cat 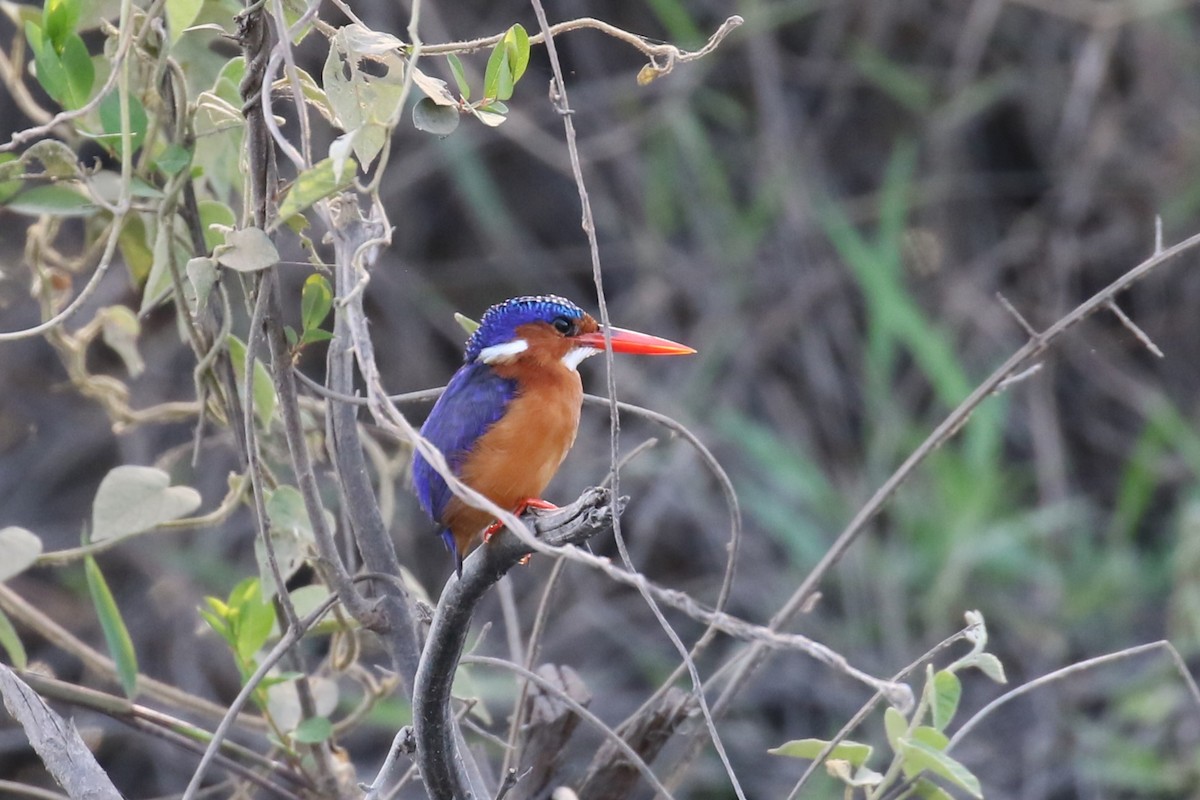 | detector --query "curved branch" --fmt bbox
[411,488,620,800]
[418,15,743,83]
